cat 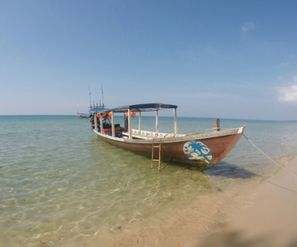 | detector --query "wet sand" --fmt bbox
[198,155,297,247]
[60,156,297,246]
